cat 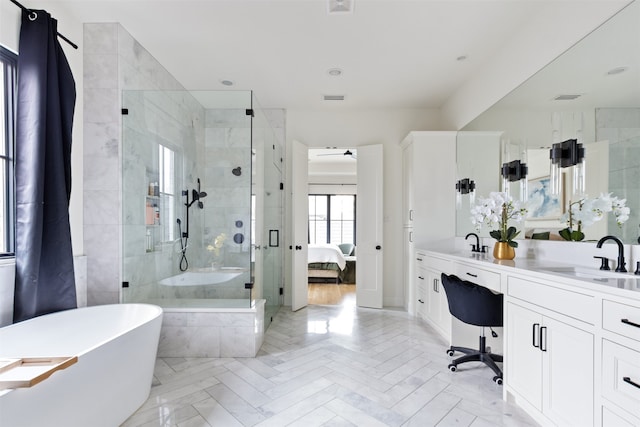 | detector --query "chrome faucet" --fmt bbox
[596,235,627,273]
[465,232,481,253]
